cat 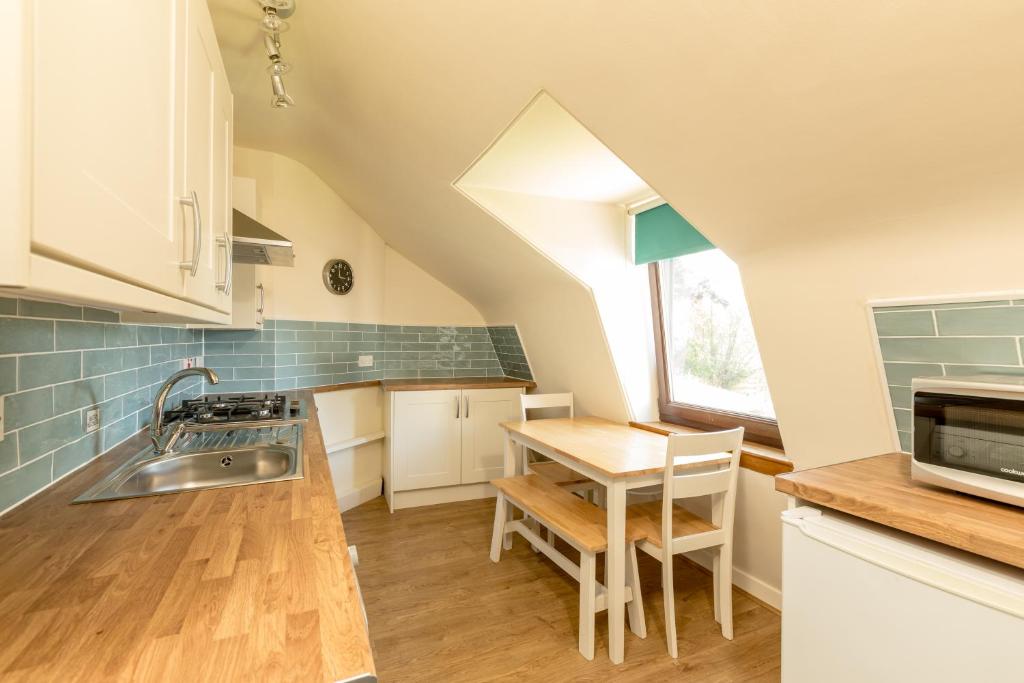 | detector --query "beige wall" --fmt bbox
[463,187,656,421]
[234,146,483,326]
[382,247,484,326]
[741,190,1024,471]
